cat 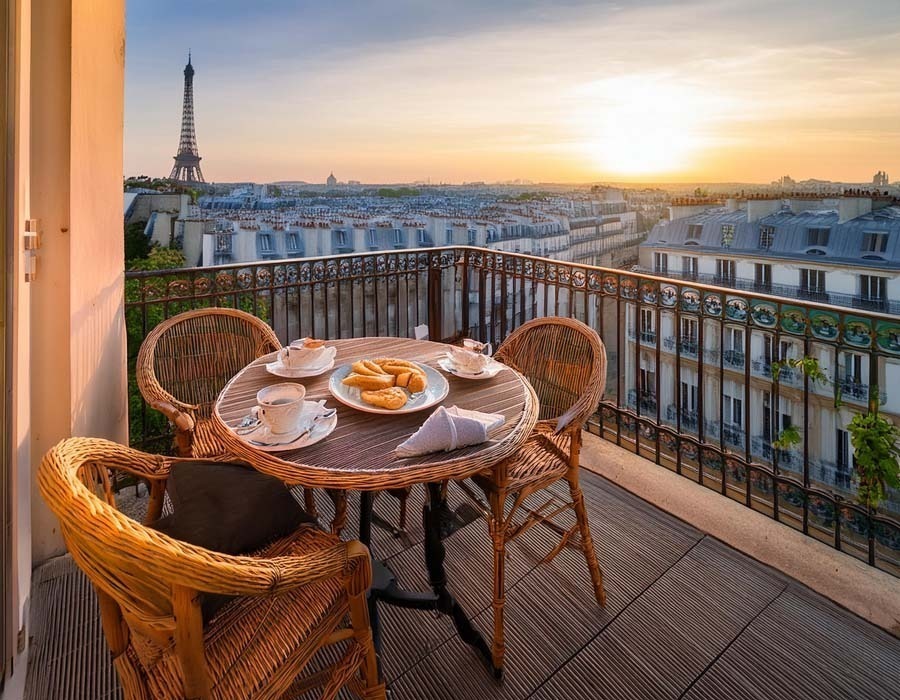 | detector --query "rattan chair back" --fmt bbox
[137,307,280,419]
[494,316,606,426]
